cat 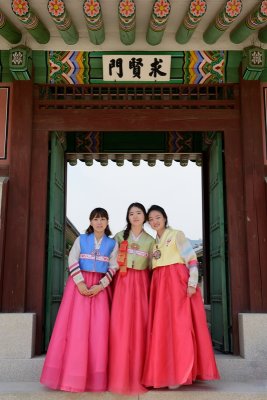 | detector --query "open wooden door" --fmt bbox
[45,132,66,349]
[209,133,231,352]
